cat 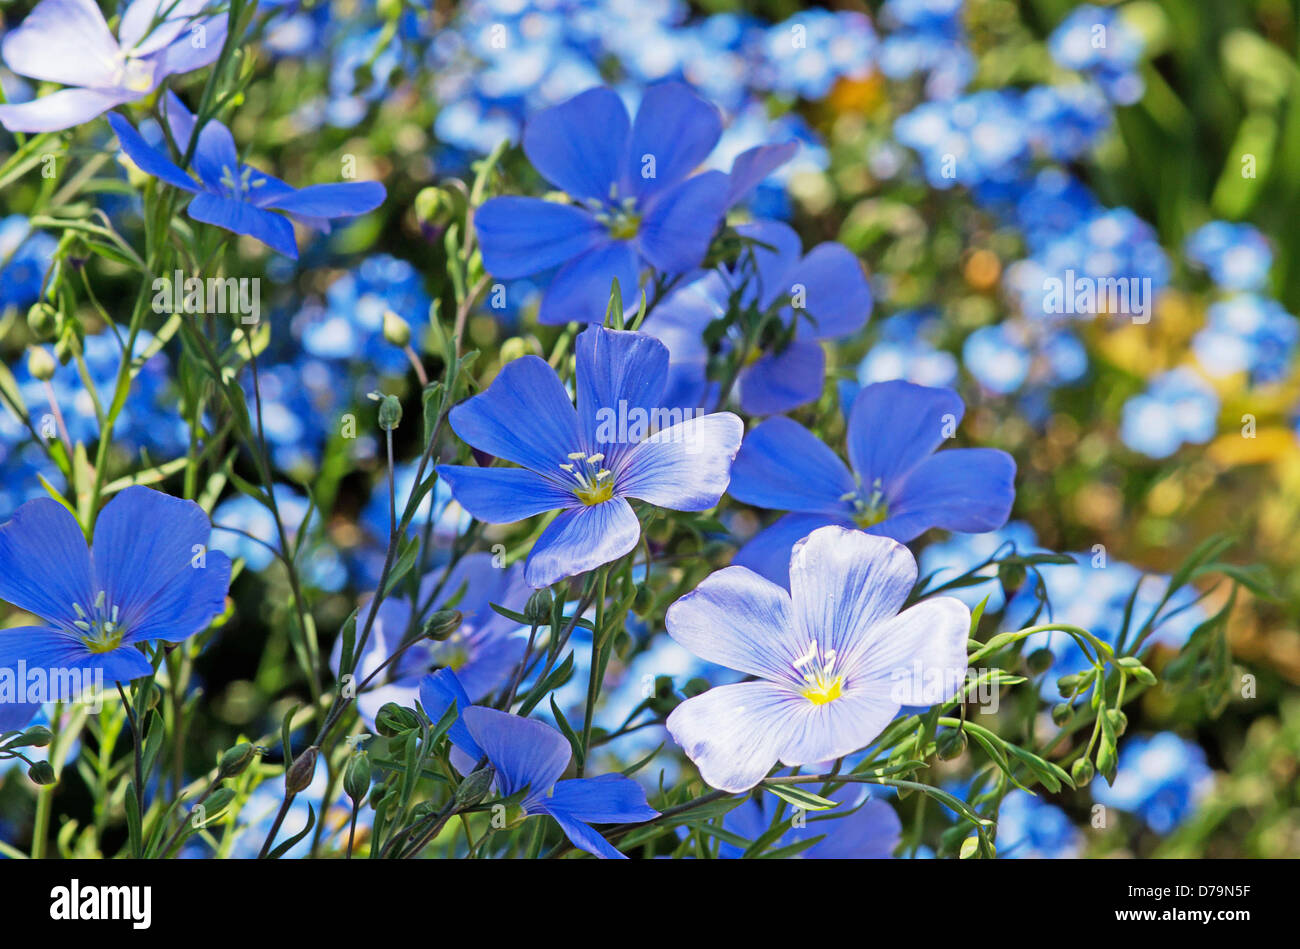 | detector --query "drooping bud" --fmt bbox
[28,761,56,785]
[375,703,420,737]
[1051,703,1072,727]
[414,186,459,229]
[26,302,58,341]
[1026,647,1054,675]
[1070,757,1095,787]
[377,394,402,431]
[453,767,495,808]
[936,727,967,761]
